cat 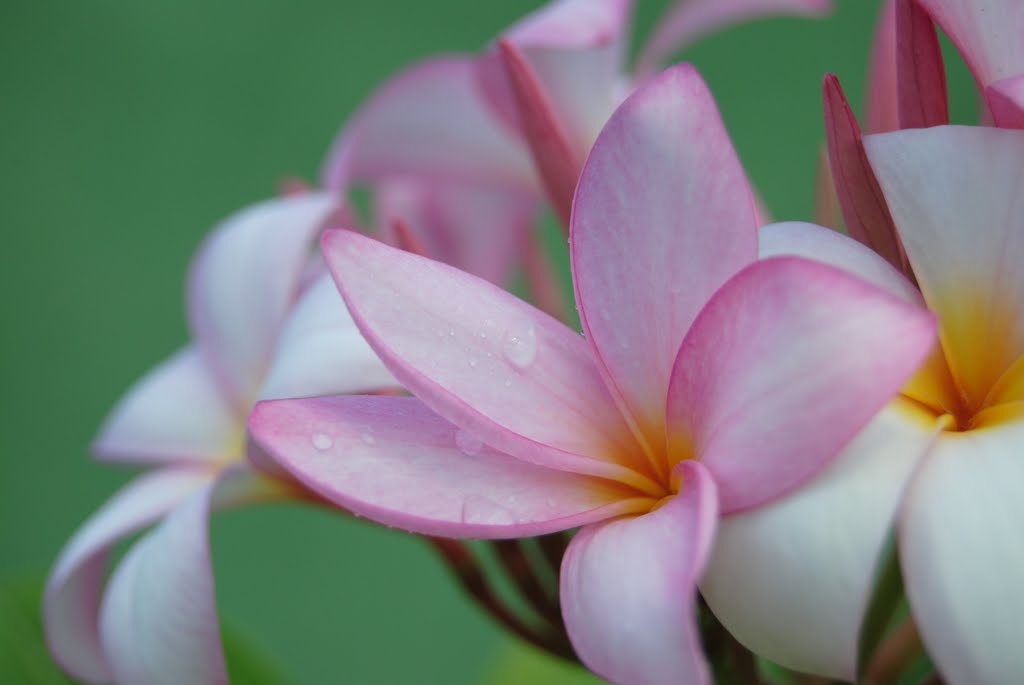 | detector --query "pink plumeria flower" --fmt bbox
[44,193,396,685]
[700,125,1024,685]
[323,0,833,273]
[250,65,936,685]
